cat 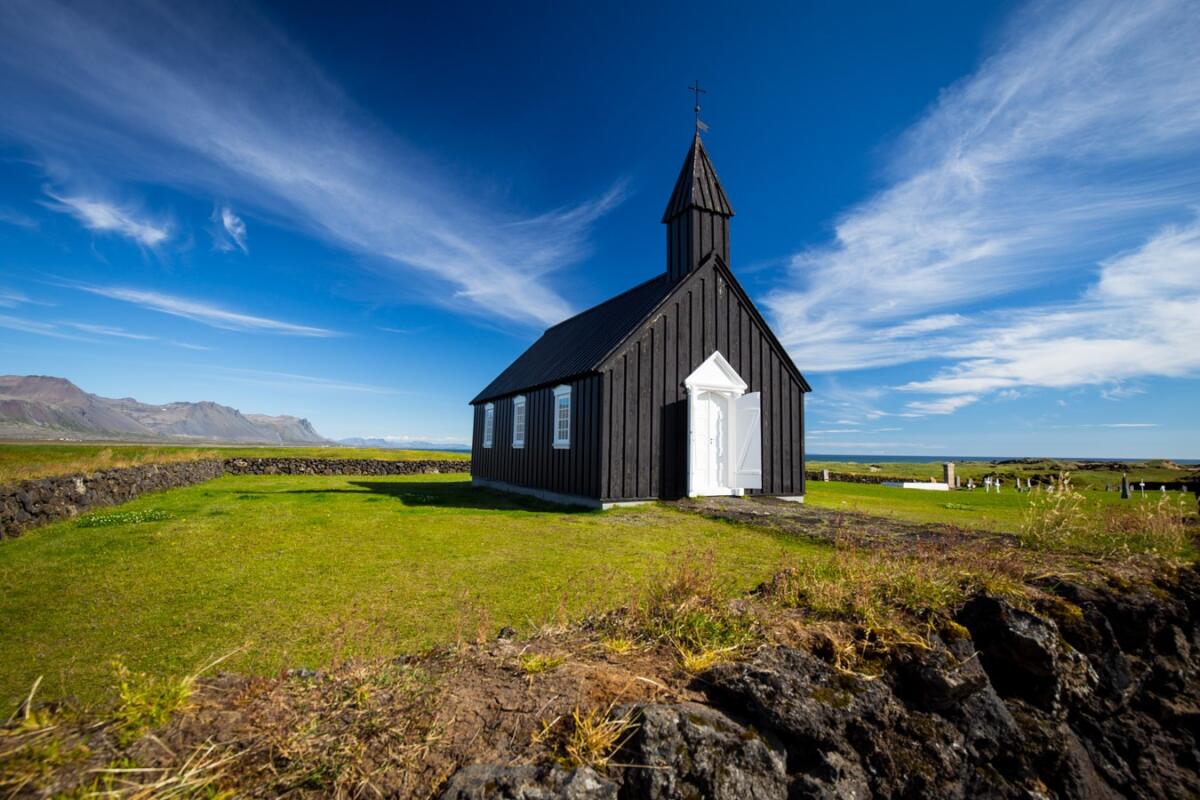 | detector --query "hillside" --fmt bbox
[0,375,328,444]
